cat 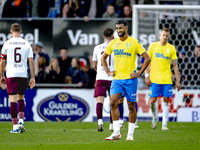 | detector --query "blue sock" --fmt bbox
[135,102,138,112]
[118,103,124,120]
